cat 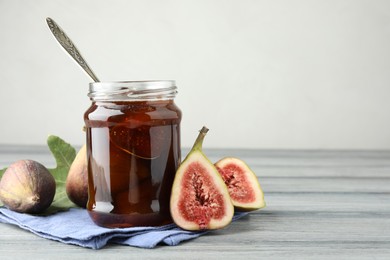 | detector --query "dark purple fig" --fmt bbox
[66,144,88,208]
[170,127,234,230]
[215,157,265,211]
[0,160,56,214]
